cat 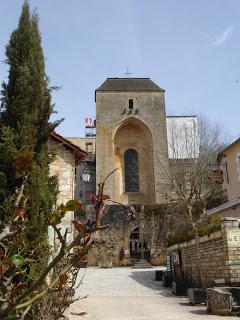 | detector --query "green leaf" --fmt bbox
[11,254,25,267]
[64,200,84,211]
[48,212,62,225]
